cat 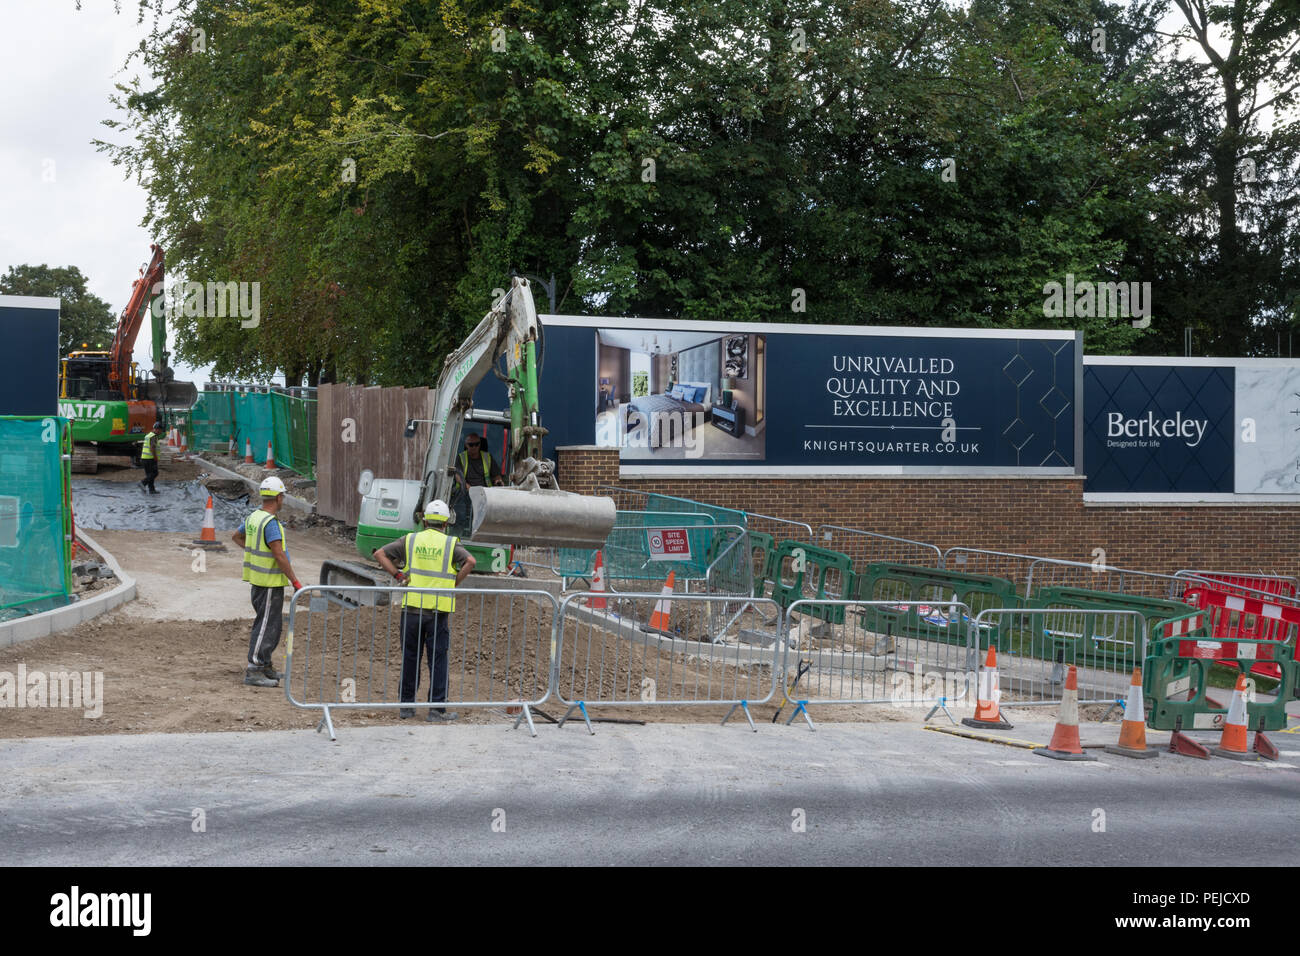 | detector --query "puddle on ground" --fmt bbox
[72,478,251,532]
